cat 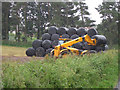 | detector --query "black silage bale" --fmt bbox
[36,47,45,57]
[92,35,107,46]
[61,34,70,38]
[51,34,59,41]
[83,42,96,50]
[95,46,105,52]
[42,33,51,40]
[87,28,98,37]
[32,39,42,49]
[52,40,59,48]
[77,28,87,36]
[73,42,83,49]
[48,26,58,35]
[26,48,36,57]
[57,27,67,35]
[42,40,52,49]
[70,34,79,39]
[67,27,77,36]
[46,48,53,55]
[105,44,109,50]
